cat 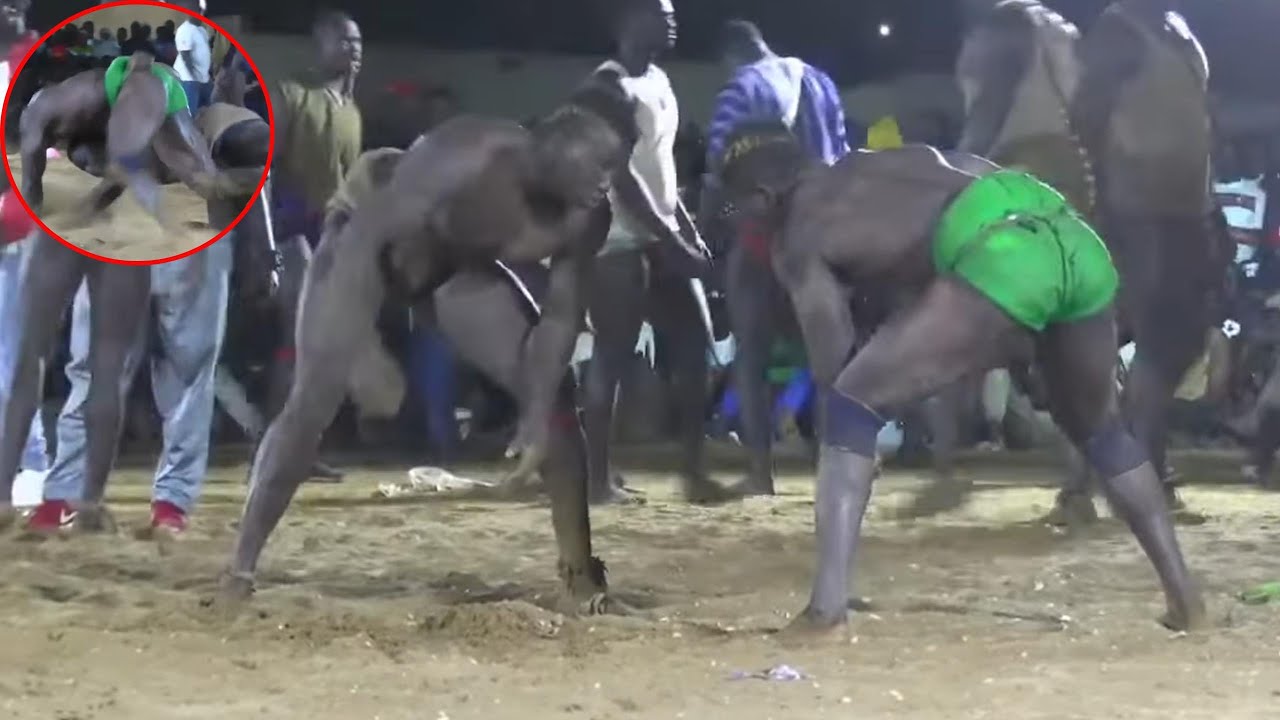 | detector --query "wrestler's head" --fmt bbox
[533,75,639,208]
[313,10,362,78]
[715,121,805,223]
[616,0,677,61]
[0,0,30,40]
